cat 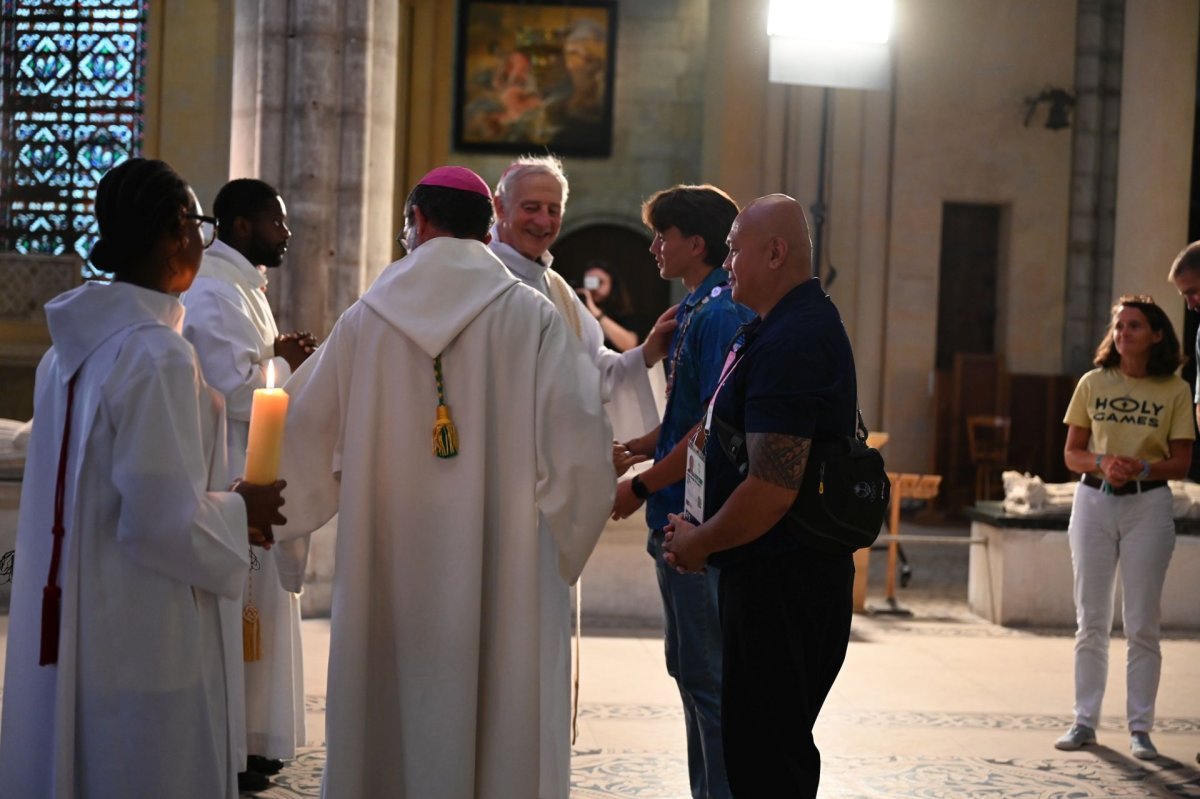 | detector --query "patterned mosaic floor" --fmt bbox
[2,603,1197,798]
[249,700,1200,798]
[252,745,1200,799]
